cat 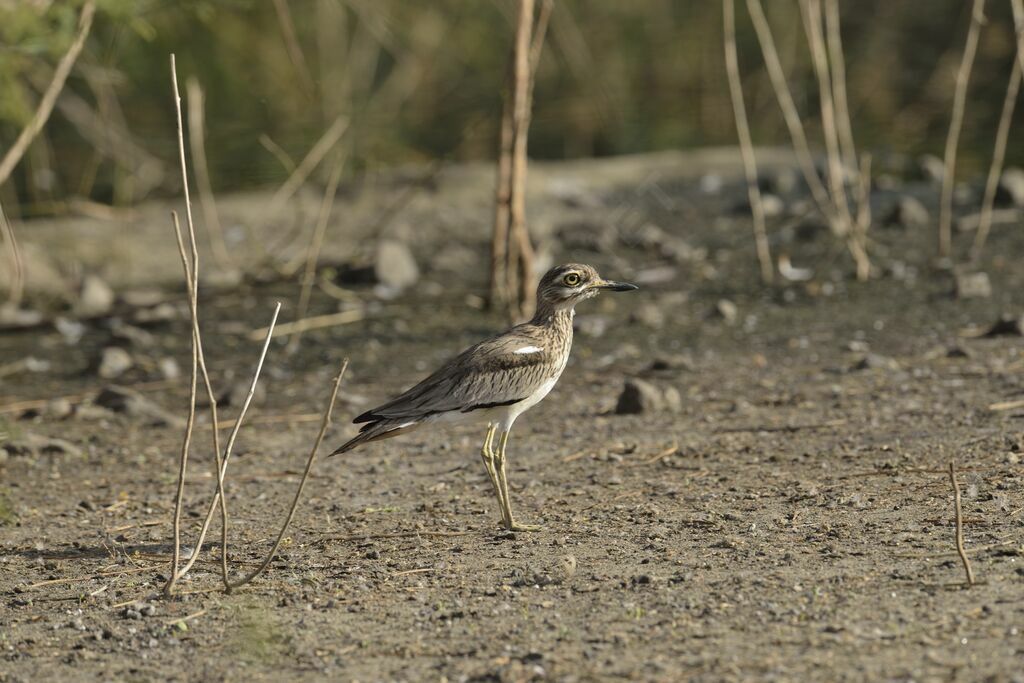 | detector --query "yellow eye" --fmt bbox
[563,272,581,286]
